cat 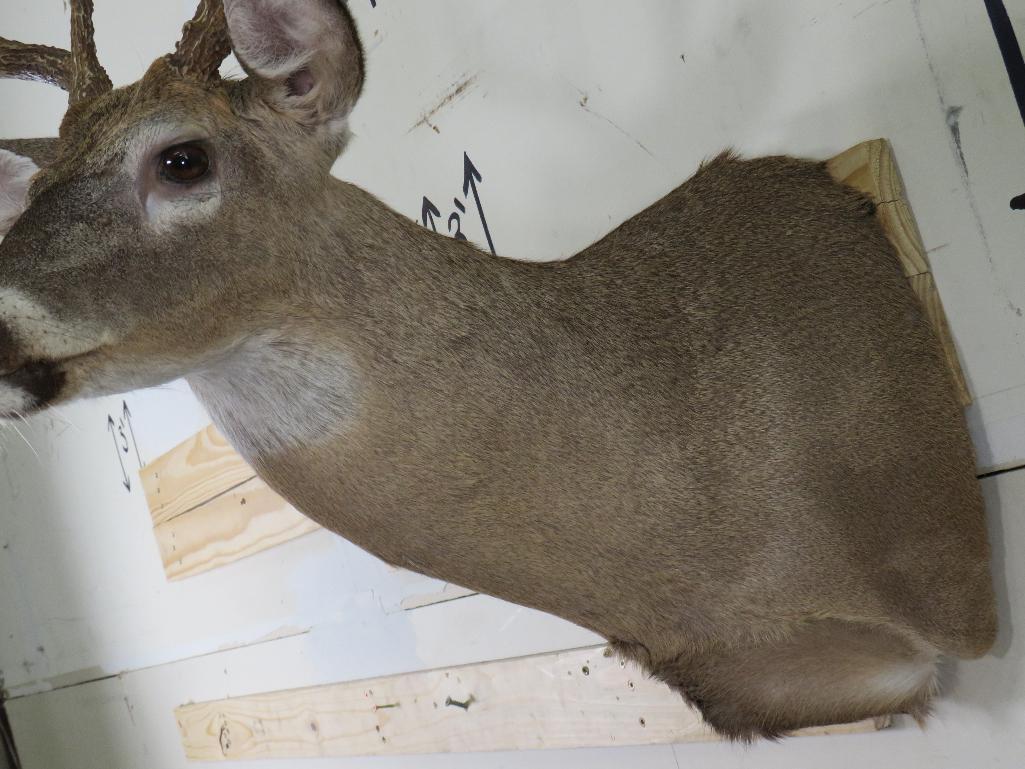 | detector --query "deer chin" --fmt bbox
[0,359,66,418]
